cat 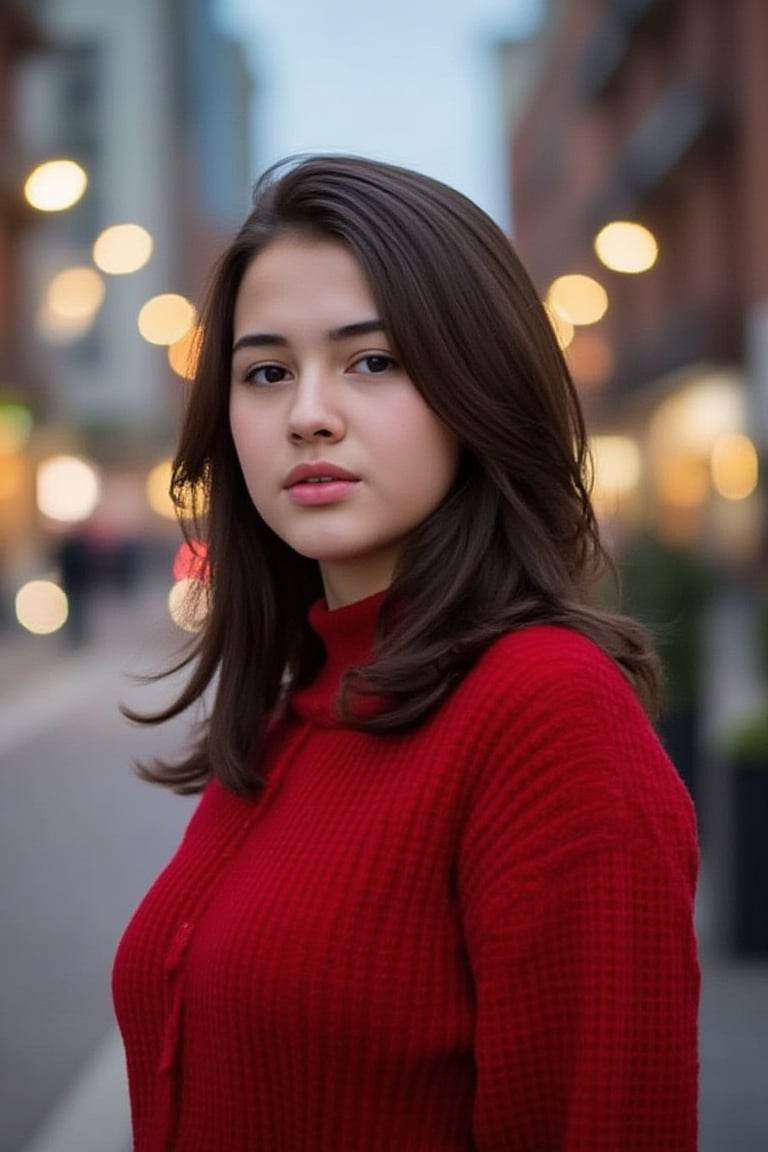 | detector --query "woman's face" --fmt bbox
[229,234,460,608]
